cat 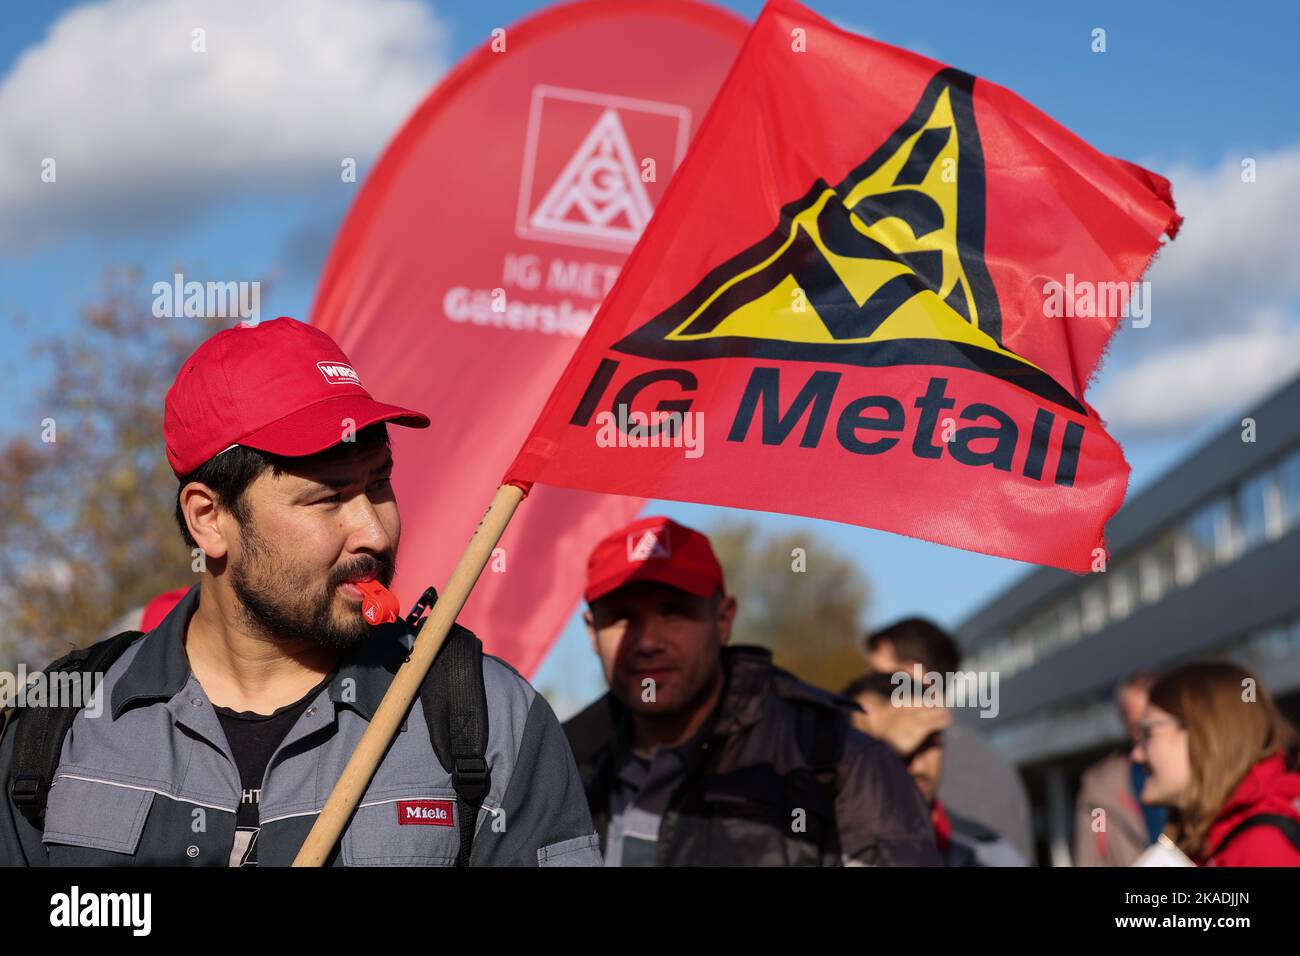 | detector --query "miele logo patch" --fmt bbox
[397,799,455,826]
[317,361,361,386]
[627,527,671,562]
